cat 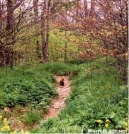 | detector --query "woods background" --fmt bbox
[0,0,128,82]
